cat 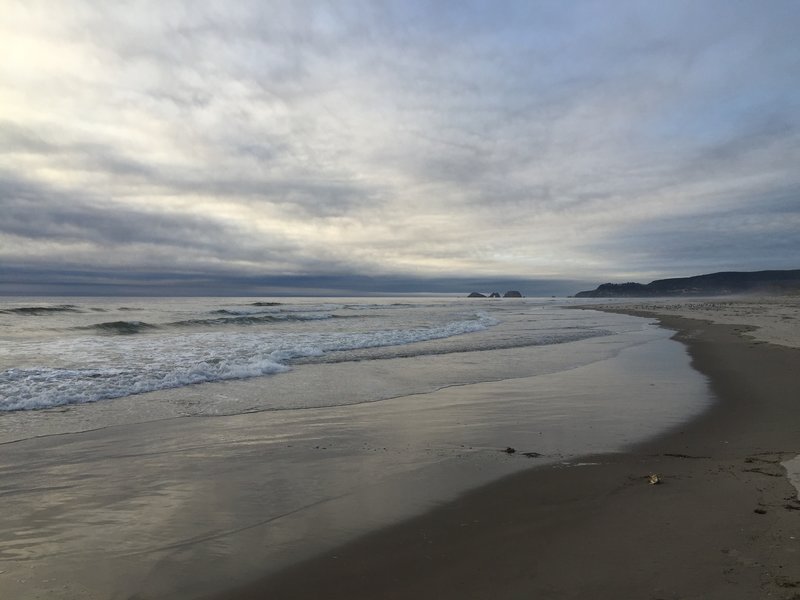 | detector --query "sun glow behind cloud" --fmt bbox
[1,0,798,294]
